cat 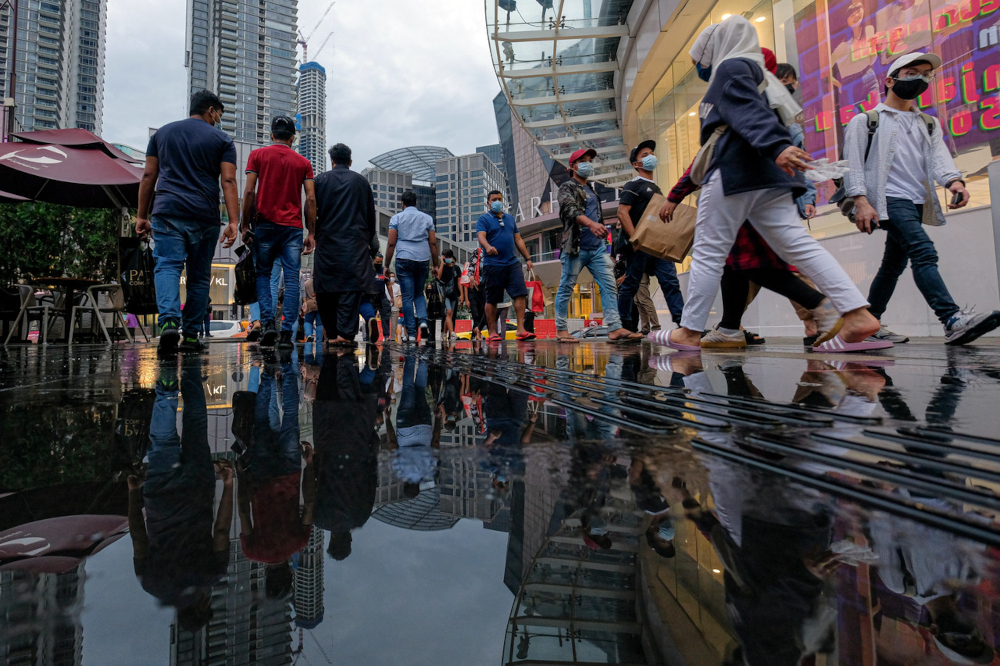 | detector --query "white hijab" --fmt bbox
[689,15,801,126]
